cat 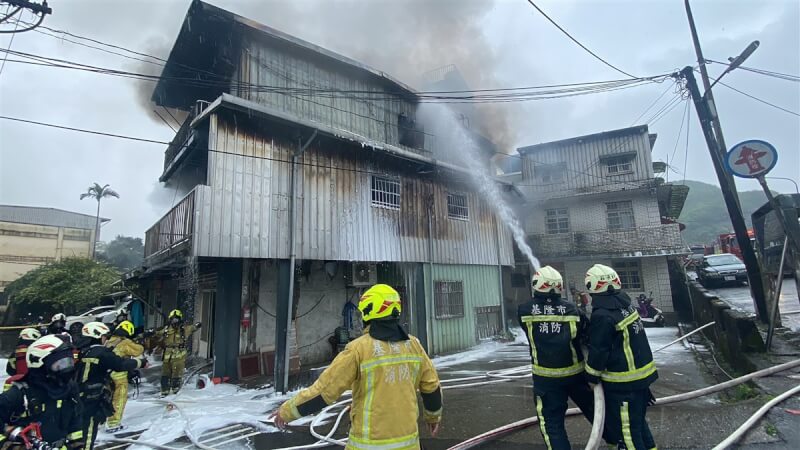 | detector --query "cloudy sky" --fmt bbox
[0,0,798,239]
